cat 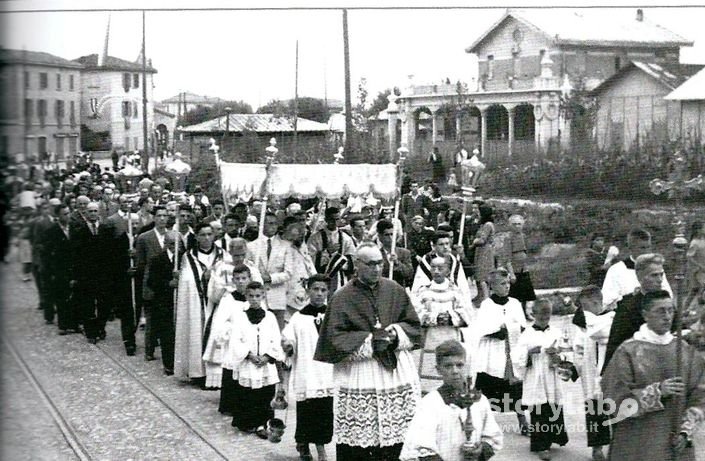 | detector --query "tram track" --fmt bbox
[3,267,231,461]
